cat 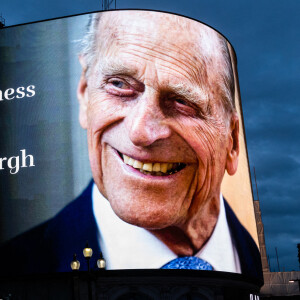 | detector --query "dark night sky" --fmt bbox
[1,0,300,271]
